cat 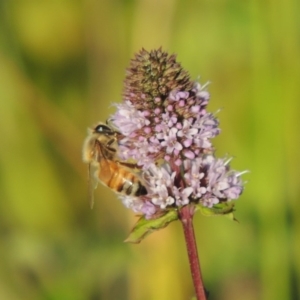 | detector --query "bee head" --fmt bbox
[94,123,114,135]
